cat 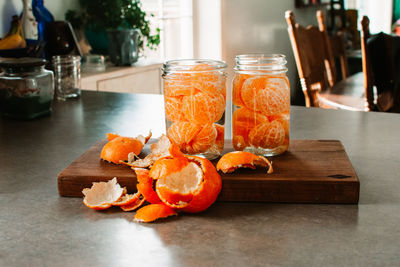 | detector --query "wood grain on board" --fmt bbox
[58,139,359,204]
